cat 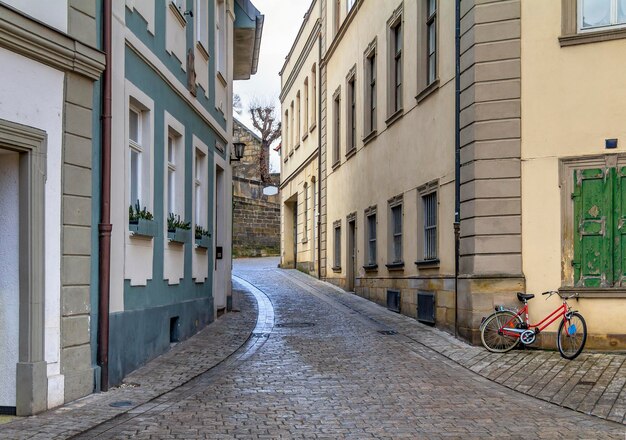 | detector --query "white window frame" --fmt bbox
[216,0,227,78]
[578,0,626,32]
[193,136,209,232]
[164,112,185,228]
[129,106,143,208]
